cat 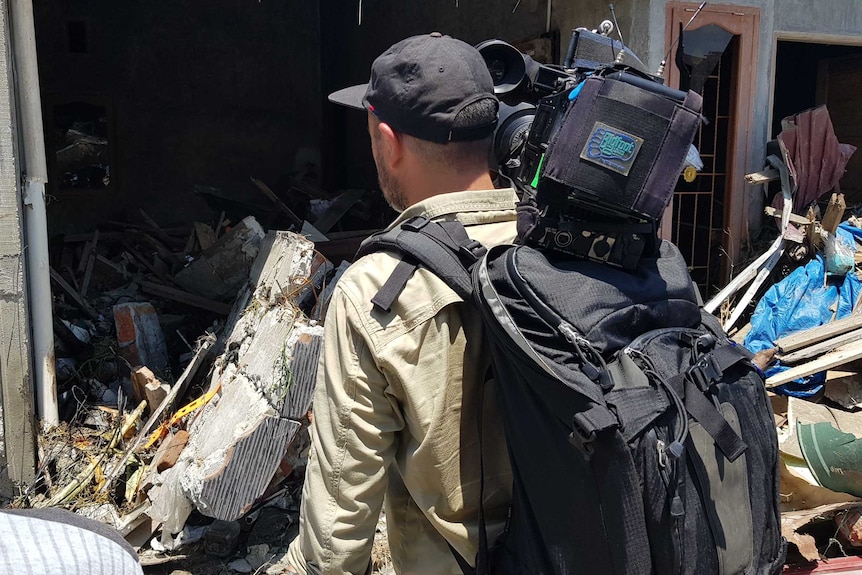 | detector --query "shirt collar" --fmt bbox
[386,188,519,231]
